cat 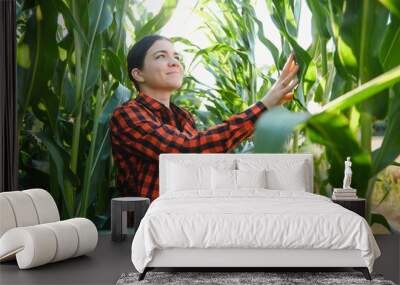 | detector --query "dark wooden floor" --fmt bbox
[0,232,398,285]
[0,231,134,285]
